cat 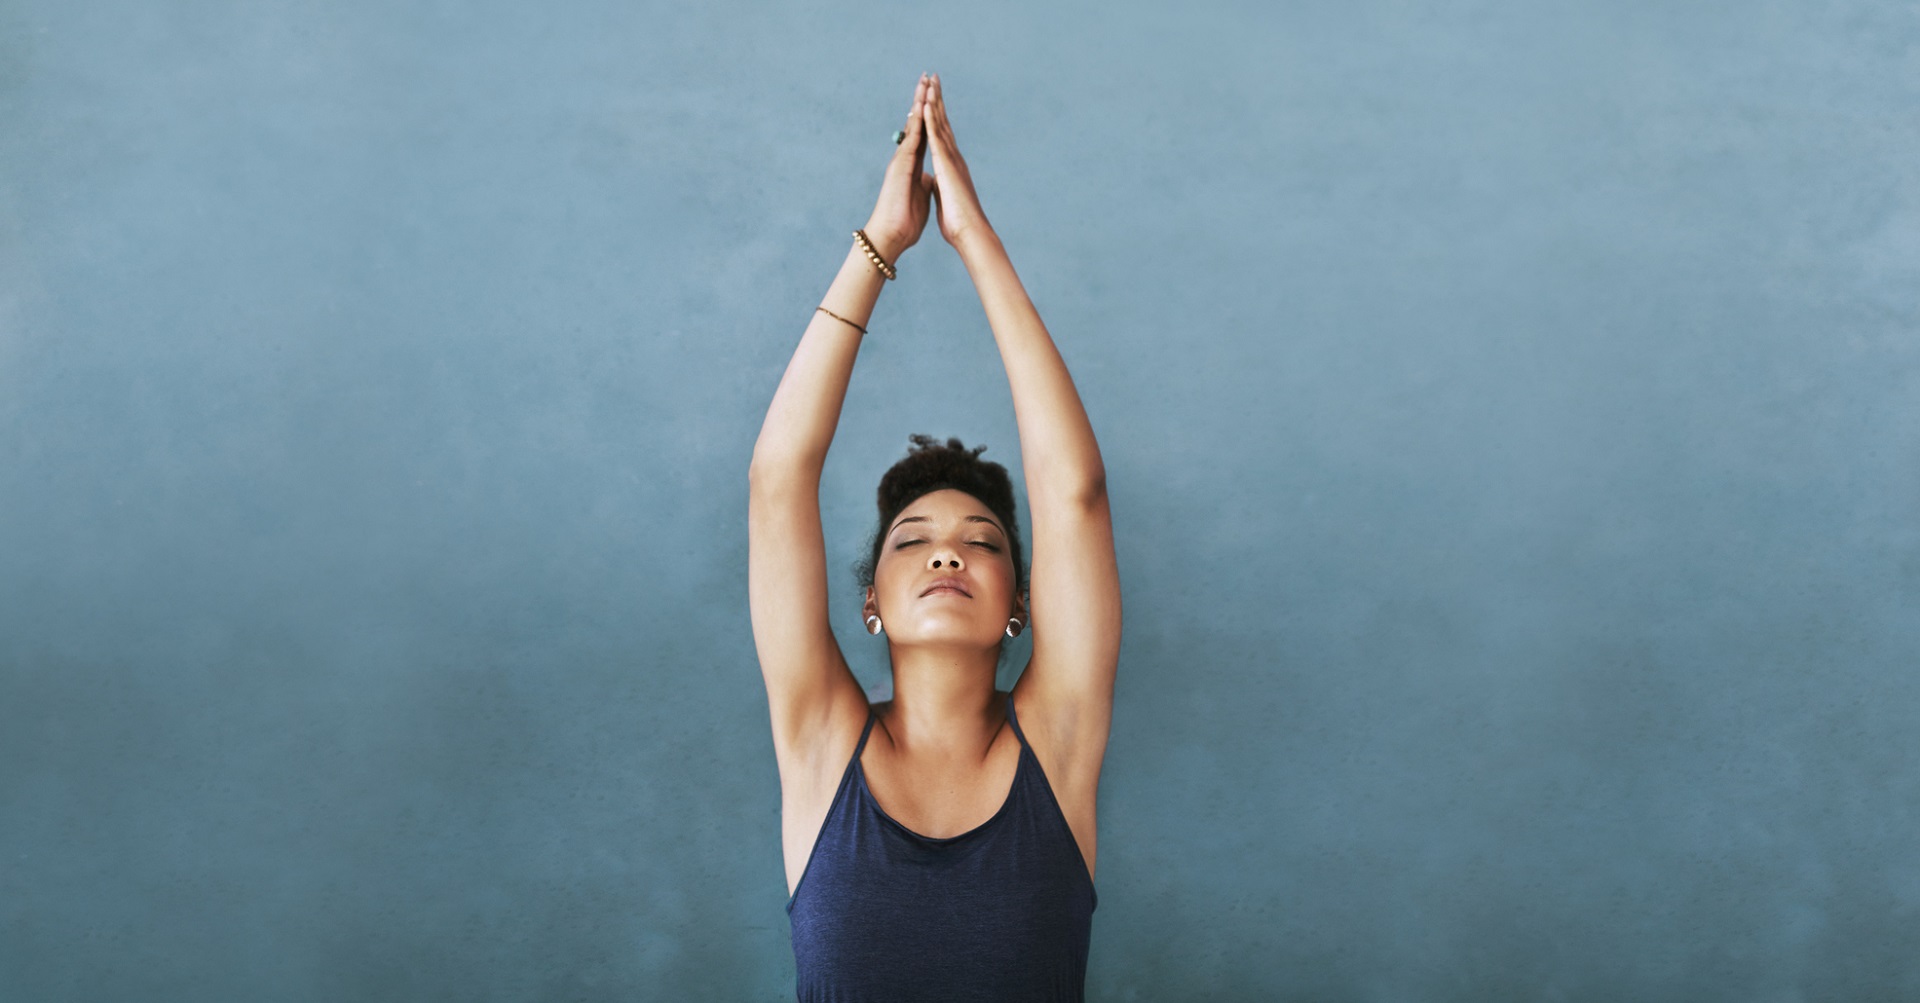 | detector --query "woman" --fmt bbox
[748,73,1120,1001]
